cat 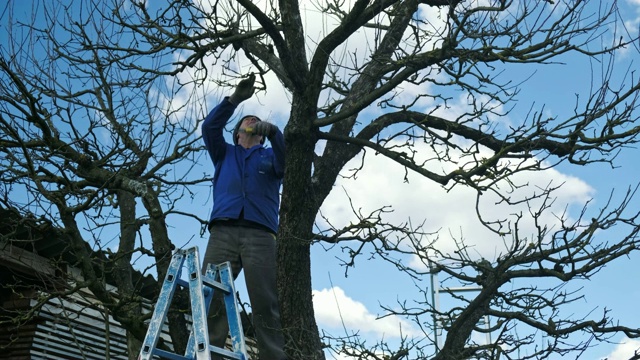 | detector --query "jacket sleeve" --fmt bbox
[270,128,286,179]
[202,97,237,164]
